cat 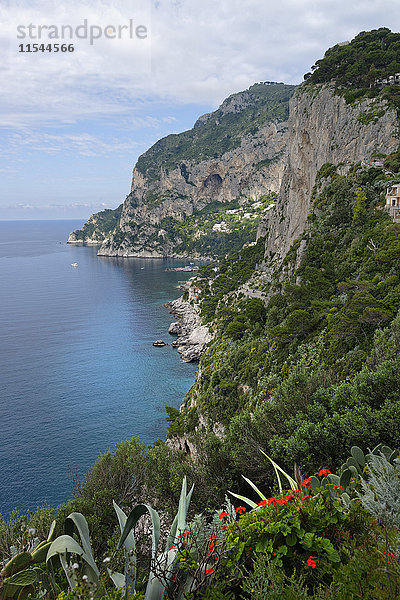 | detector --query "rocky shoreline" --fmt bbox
[165,296,212,362]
